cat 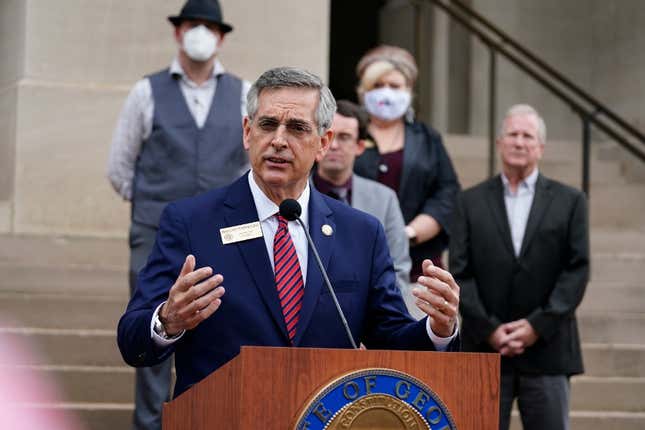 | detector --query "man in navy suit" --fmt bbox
[117,67,460,397]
